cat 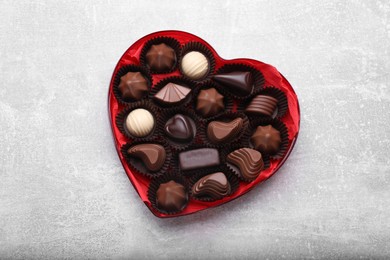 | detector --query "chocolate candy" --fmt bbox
[207,118,243,144]
[145,43,176,72]
[246,95,278,116]
[227,148,263,181]
[127,144,166,171]
[192,172,230,200]
[181,51,209,80]
[156,180,188,212]
[118,72,148,100]
[164,114,196,142]
[212,71,253,97]
[196,88,224,117]
[125,109,155,137]
[179,148,220,171]
[154,83,191,105]
[250,125,281,154]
